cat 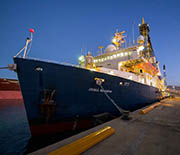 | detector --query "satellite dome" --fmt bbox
[137,35,144,44]
[104,44,117,53]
